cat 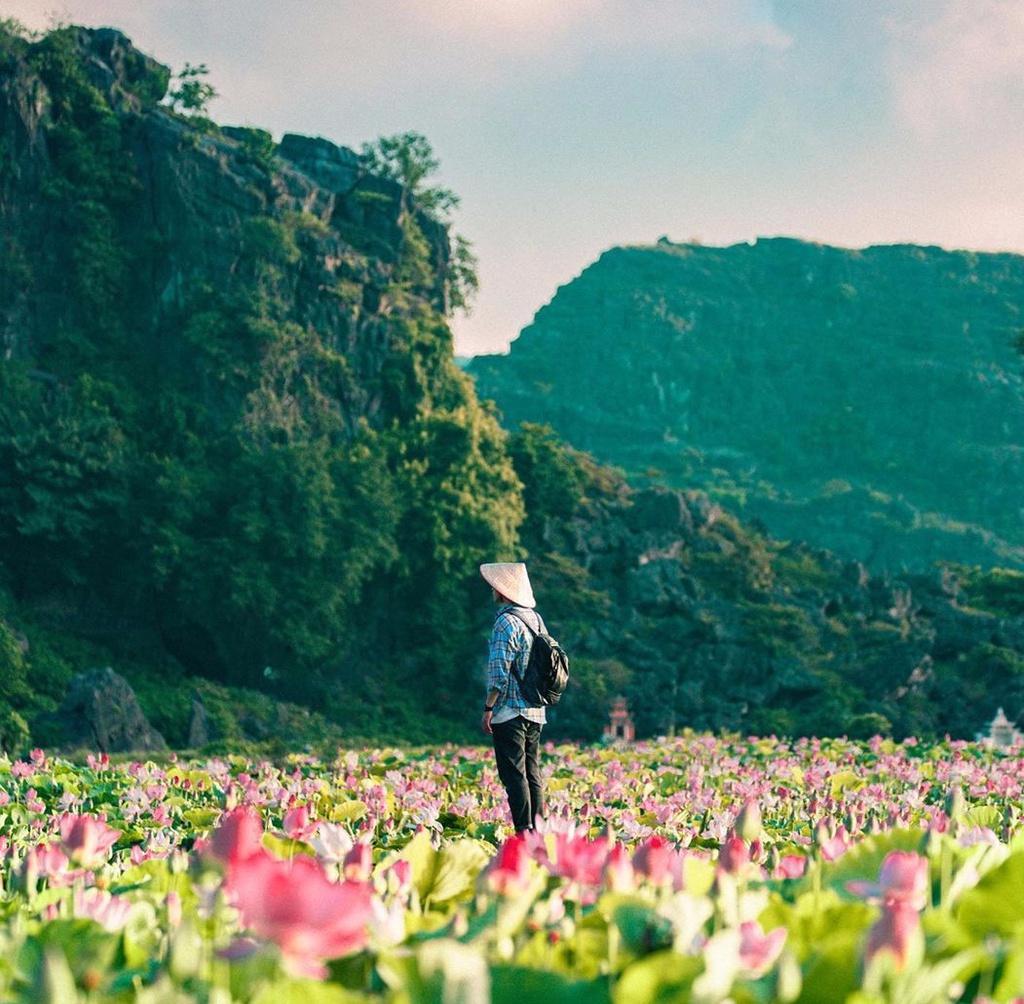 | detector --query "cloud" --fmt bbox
[403,0,790,55]
[404,0,600,48]
[885,0,1024,143]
